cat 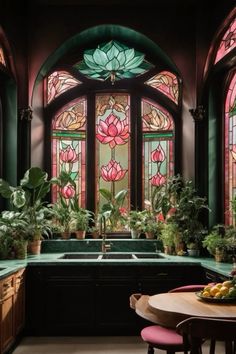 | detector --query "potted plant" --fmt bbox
[49,200,73,239]
[0,167,52,254]
[0,210,29,259]
[128,210,144,238]
[202,225,229,262]
[70,208,94,239]
[159,222,177,254]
